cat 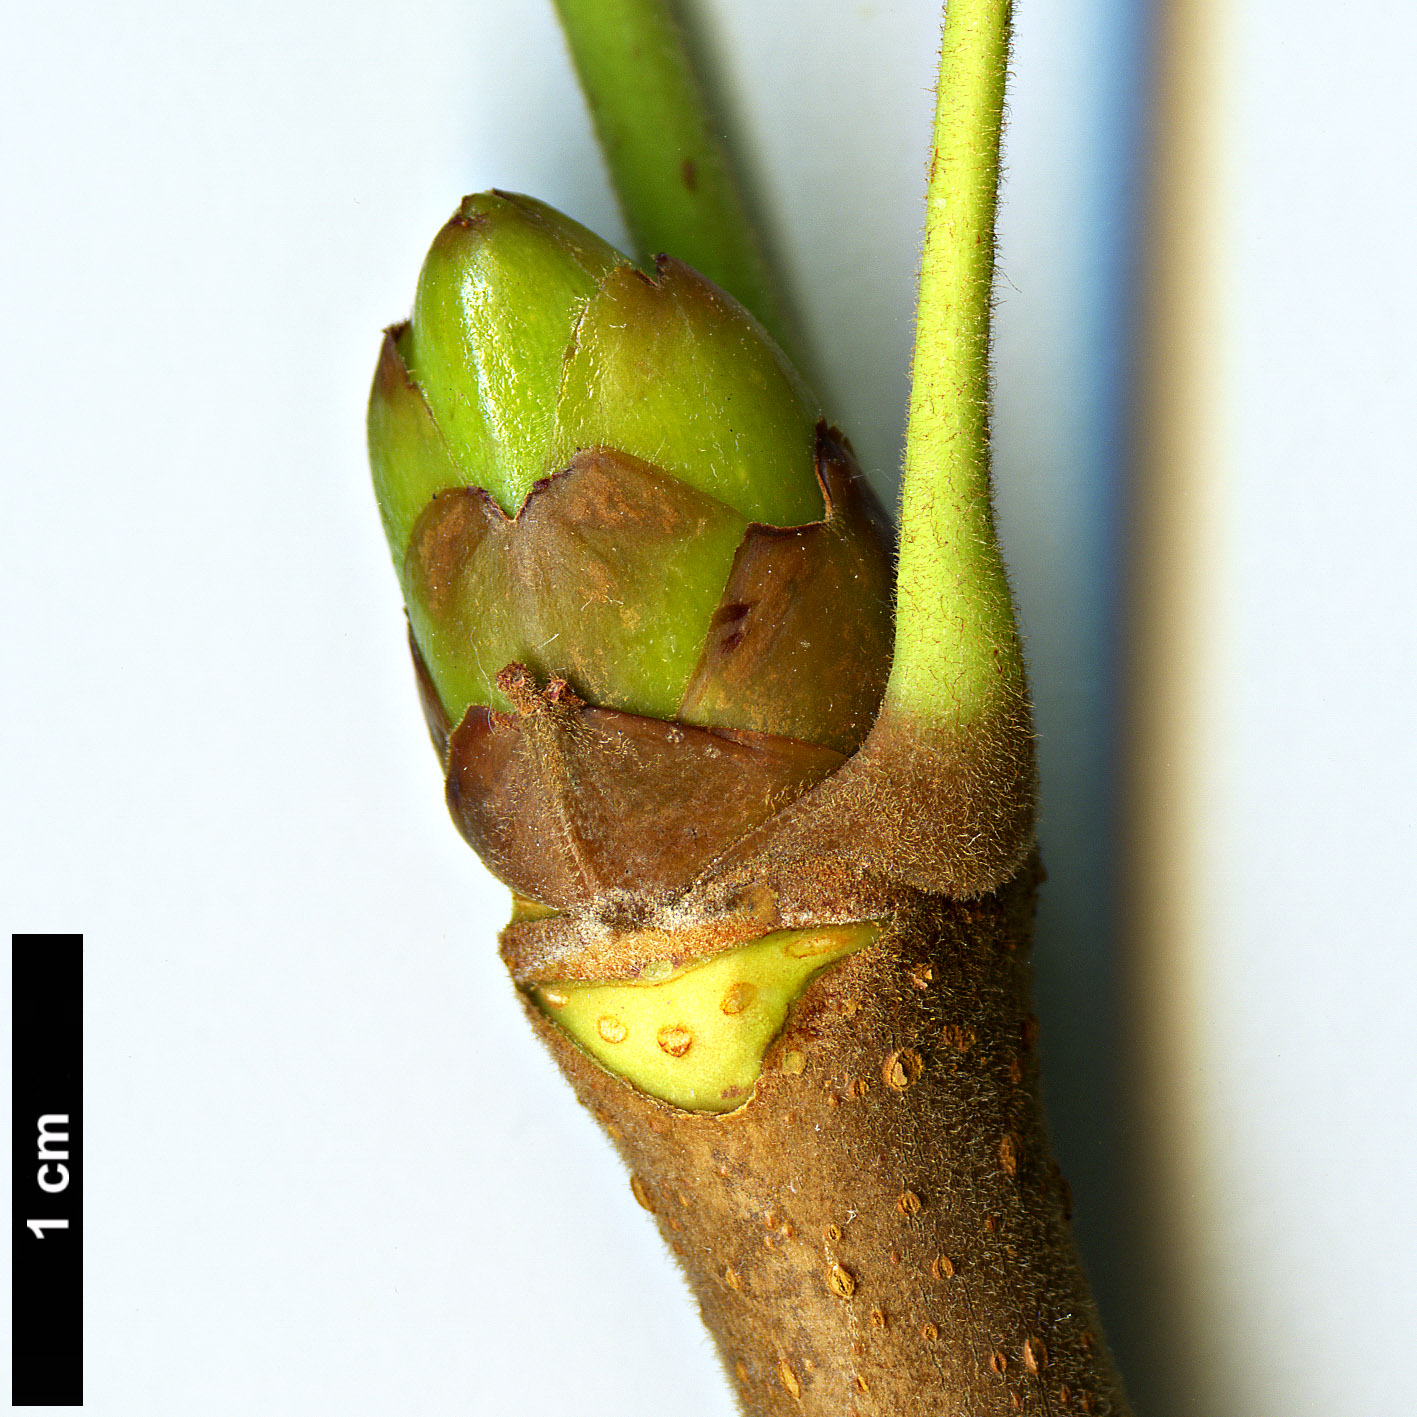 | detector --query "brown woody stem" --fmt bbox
[516,866,1131,1416]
